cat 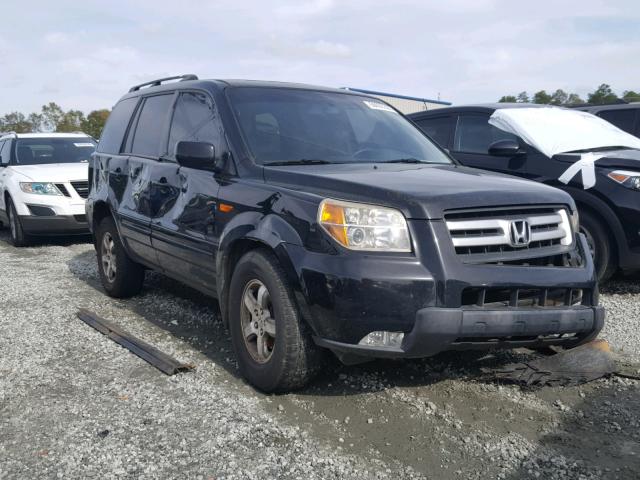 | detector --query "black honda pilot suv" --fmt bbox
[87,75,604,392]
